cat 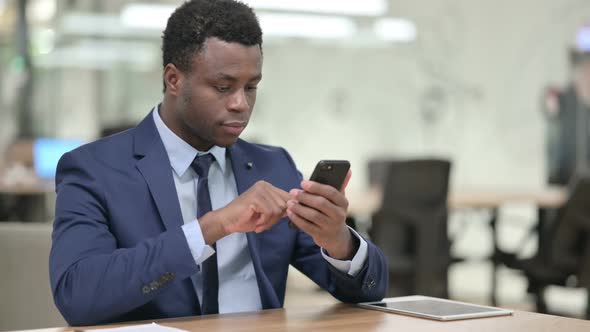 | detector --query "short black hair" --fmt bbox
[161,0,263,91]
